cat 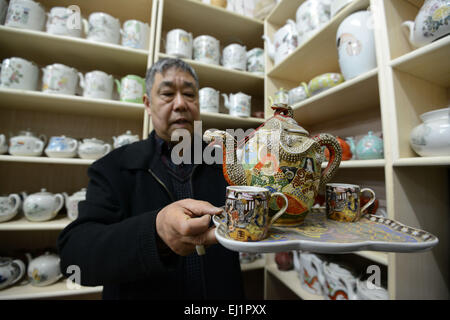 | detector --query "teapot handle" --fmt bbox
[68,138,79,153]
[103,143,112,155]
[314,133,342,192]
[8,194,21,215]
[34,139,45,153]
[10,259,26,286]
[53,194,64,217]
[0,134,5,146]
